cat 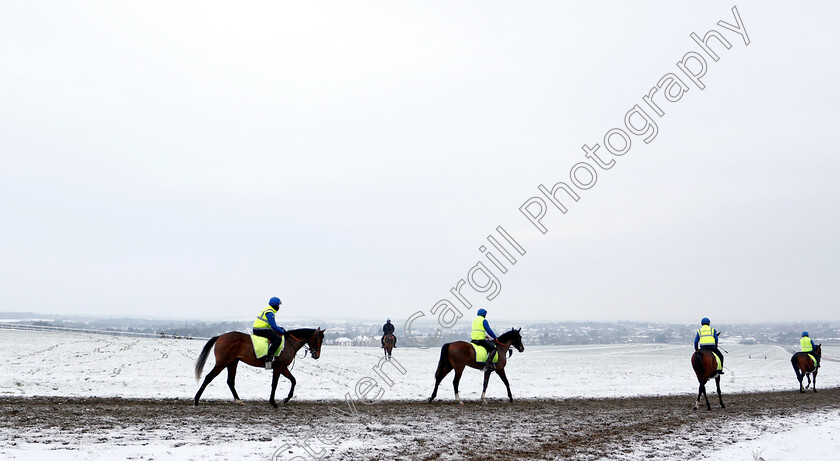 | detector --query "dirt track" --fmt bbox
[2,387,839,460]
